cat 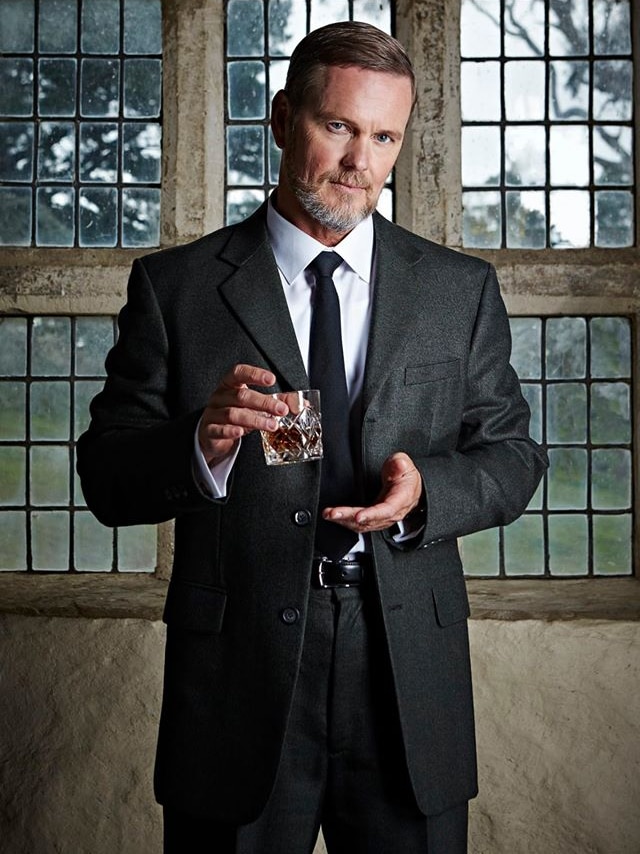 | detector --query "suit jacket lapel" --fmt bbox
[363,214,436,412]
[218,205,309,391]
